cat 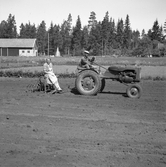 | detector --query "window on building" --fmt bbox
[22,51,25,53]
[27,51,30,53]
